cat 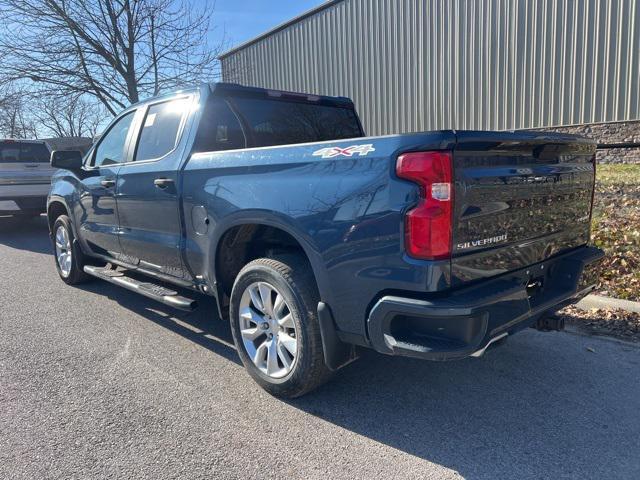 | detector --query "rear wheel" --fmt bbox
[229,255,332,398]
[53,215,90,285]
